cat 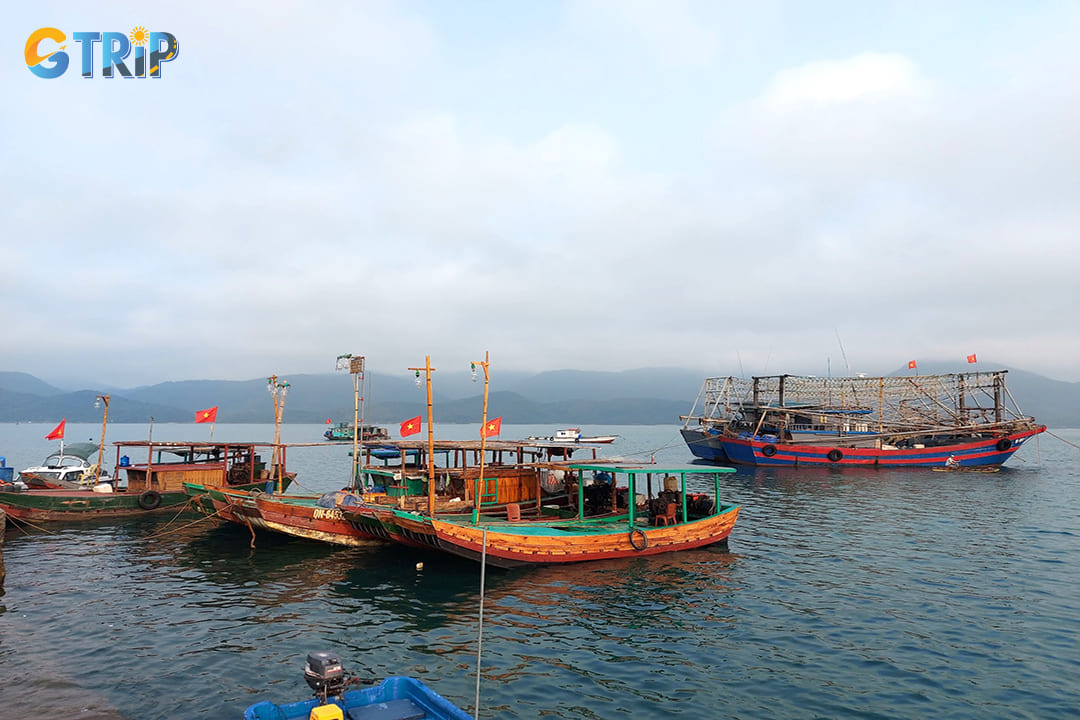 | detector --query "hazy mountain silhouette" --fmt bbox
[1,364,1076,426]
